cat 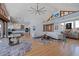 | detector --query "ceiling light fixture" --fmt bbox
[28,3,47,15]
